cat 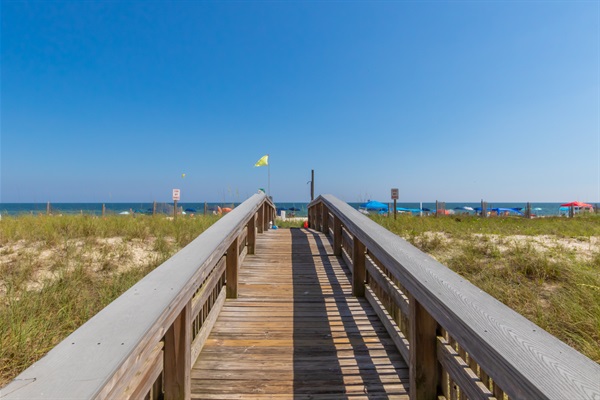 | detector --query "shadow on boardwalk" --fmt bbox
[191,228,408,399]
